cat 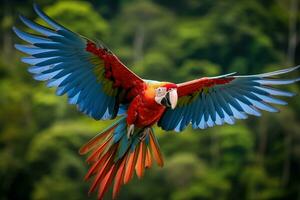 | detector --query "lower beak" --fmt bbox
[167,89,178,109]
